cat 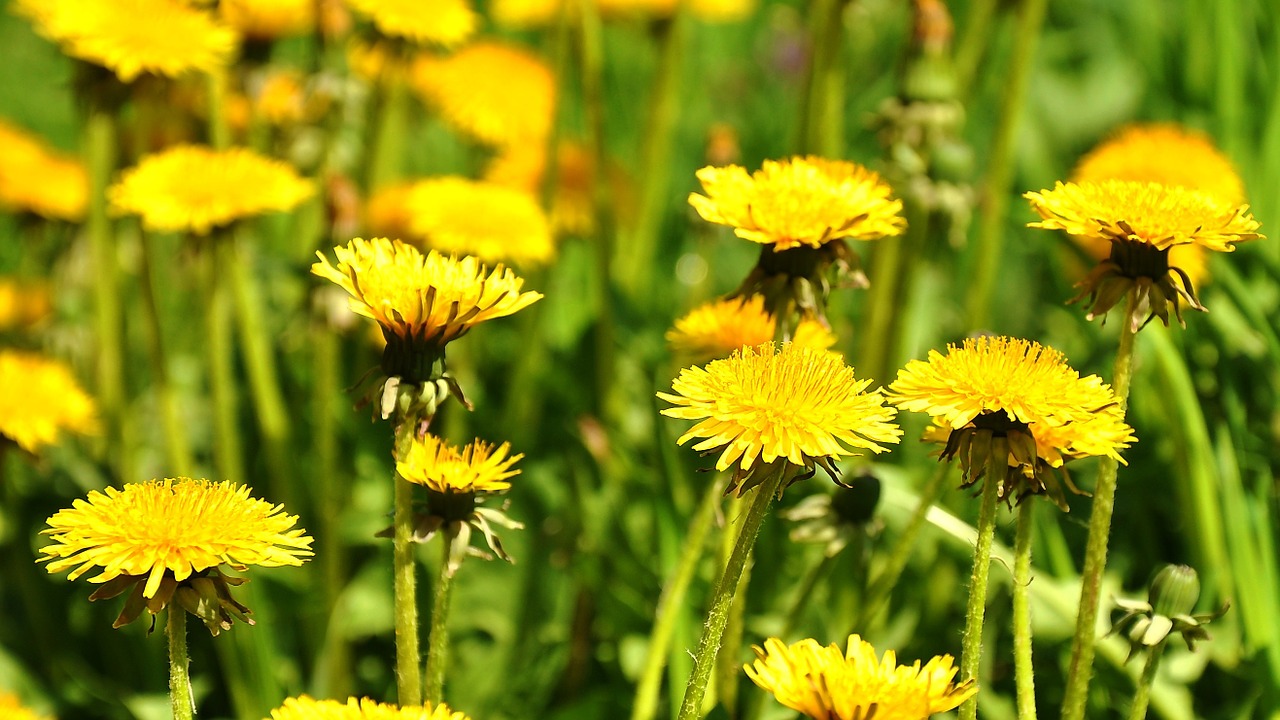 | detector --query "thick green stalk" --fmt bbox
[205,238,245,485]
[393,421,423,706]
[137,231,195,476]
[964,0,1049,329]
[1013,500,1038,720]
[168,609,194,720]
[801,0,848,156]
[958,472,1002,720]
[632,478,723,720]
[312,320,351,697]
[206,71,231,150]
[677,469,786,720]
[1127,642,1165,720]
[1061,294,1140,720]
[424,532,457,705]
